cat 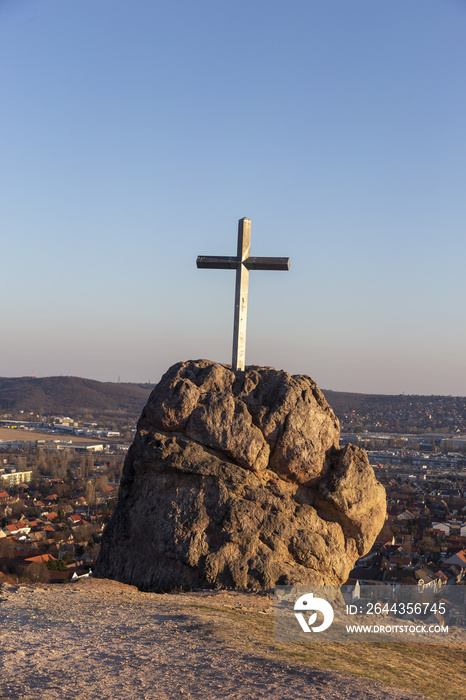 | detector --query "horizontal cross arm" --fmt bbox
[196,255,239,269]
[244,256,290,271]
